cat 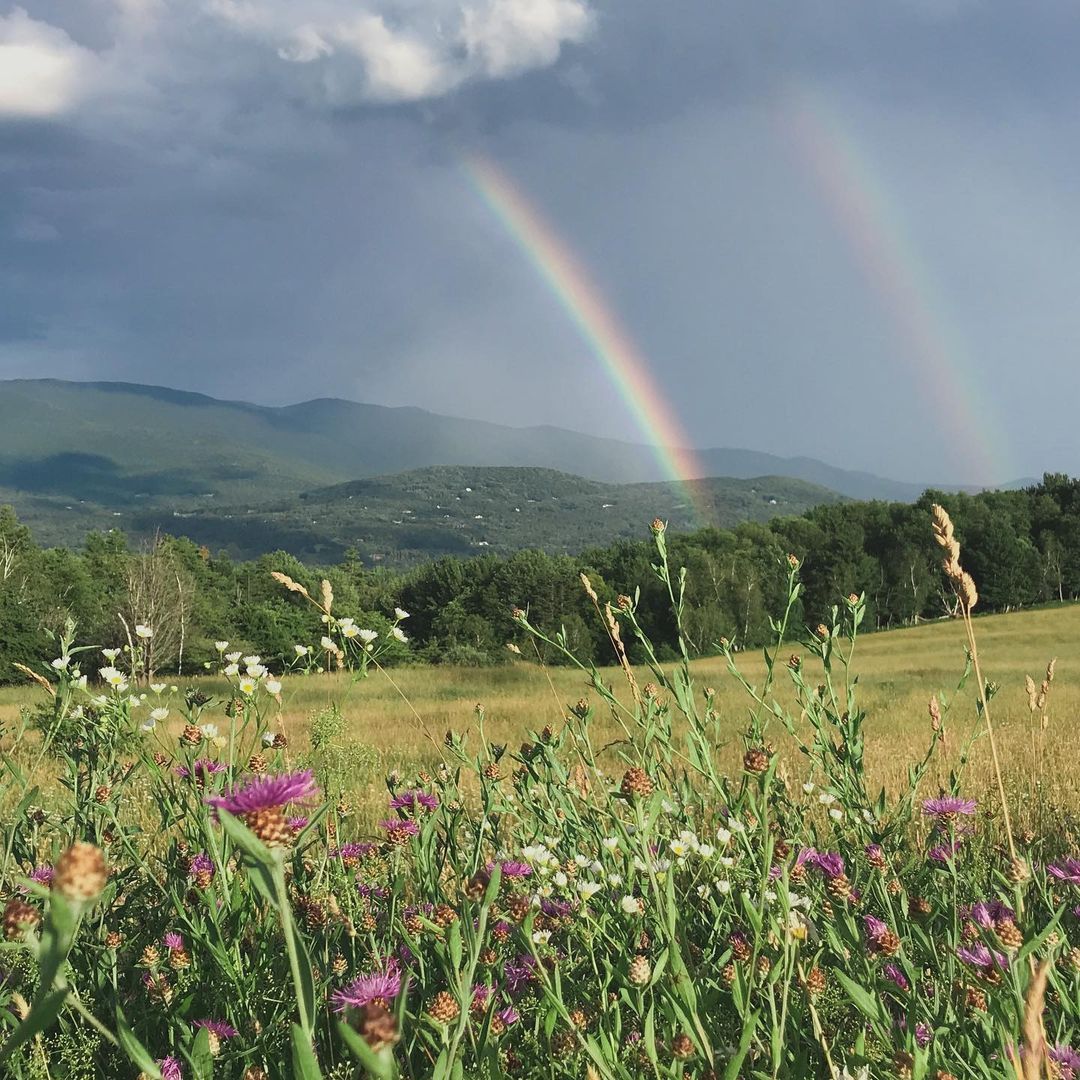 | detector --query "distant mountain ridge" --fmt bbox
[0,378,935,500]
